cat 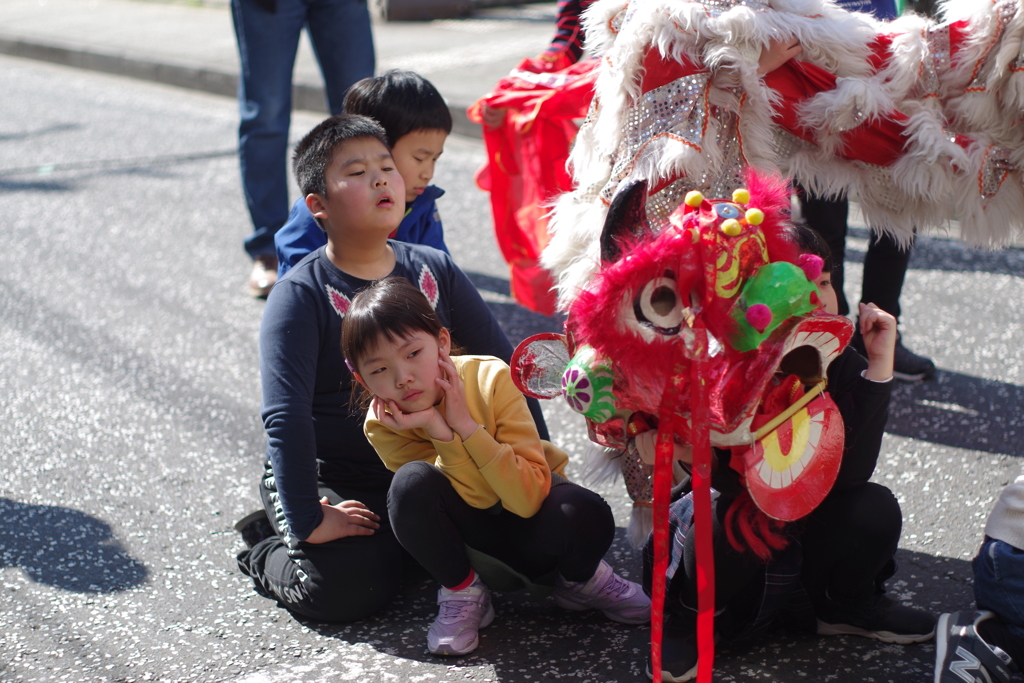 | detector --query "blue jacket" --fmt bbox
[275,185,449,278]
[835,0,898,19]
